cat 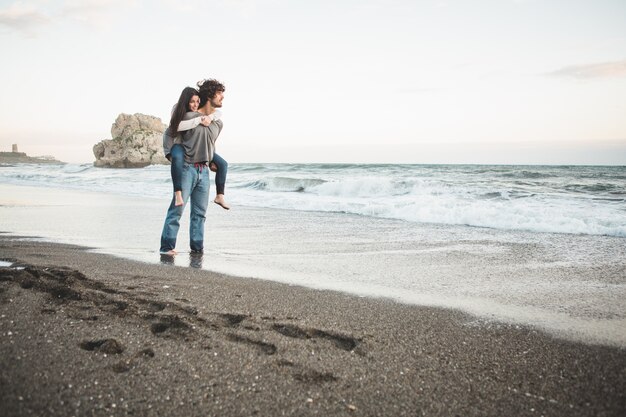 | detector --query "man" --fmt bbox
[159,79,225,255]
